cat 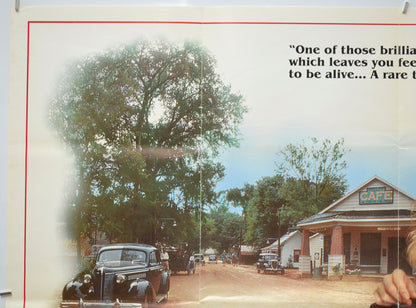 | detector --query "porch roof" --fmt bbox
[297,210,414,227]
